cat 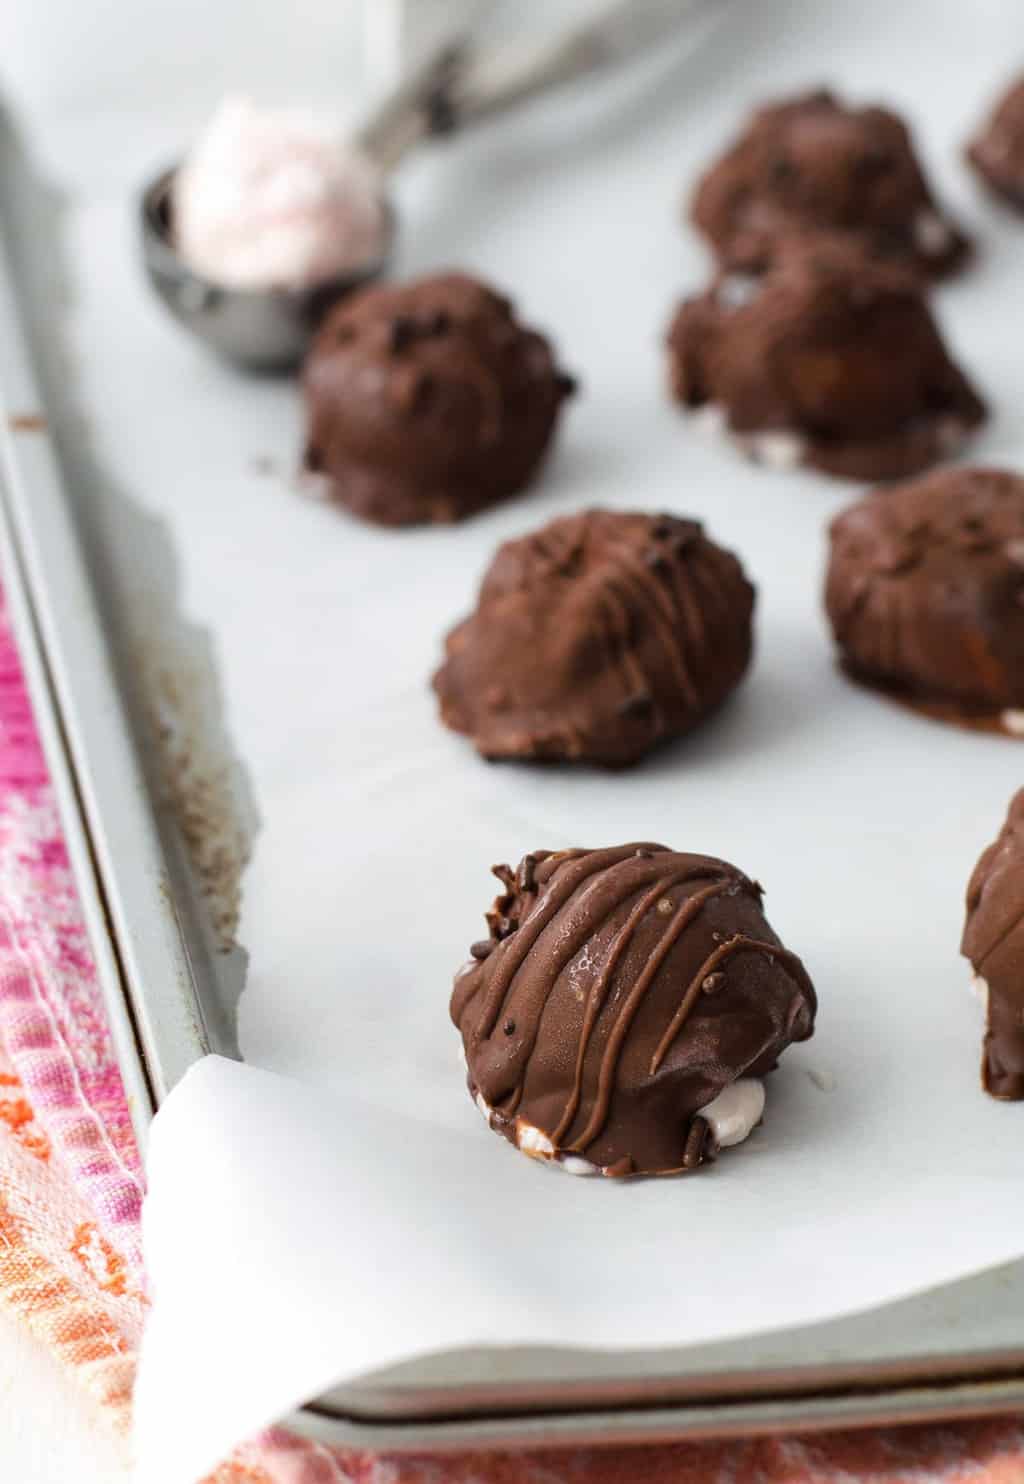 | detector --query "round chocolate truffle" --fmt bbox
[433,509,755,767]
[302,272,576,526]
[825,468,1024,725]
[963,790,1024,1100]
[667,237,986,481]
[452,844,817,1177]
[967,75,1024,210]
[692,89,969,280]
